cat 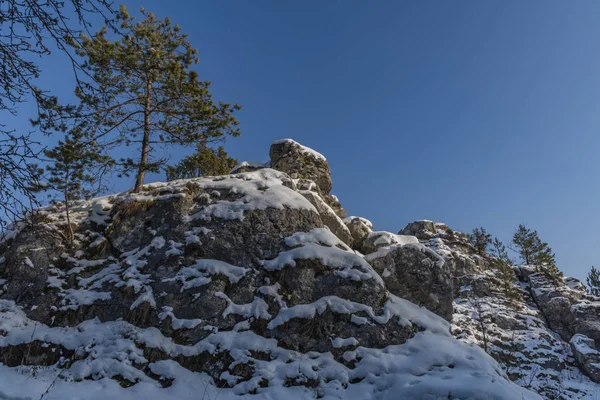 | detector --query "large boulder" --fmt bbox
[366,243,454,320]
[270,139,333,194]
